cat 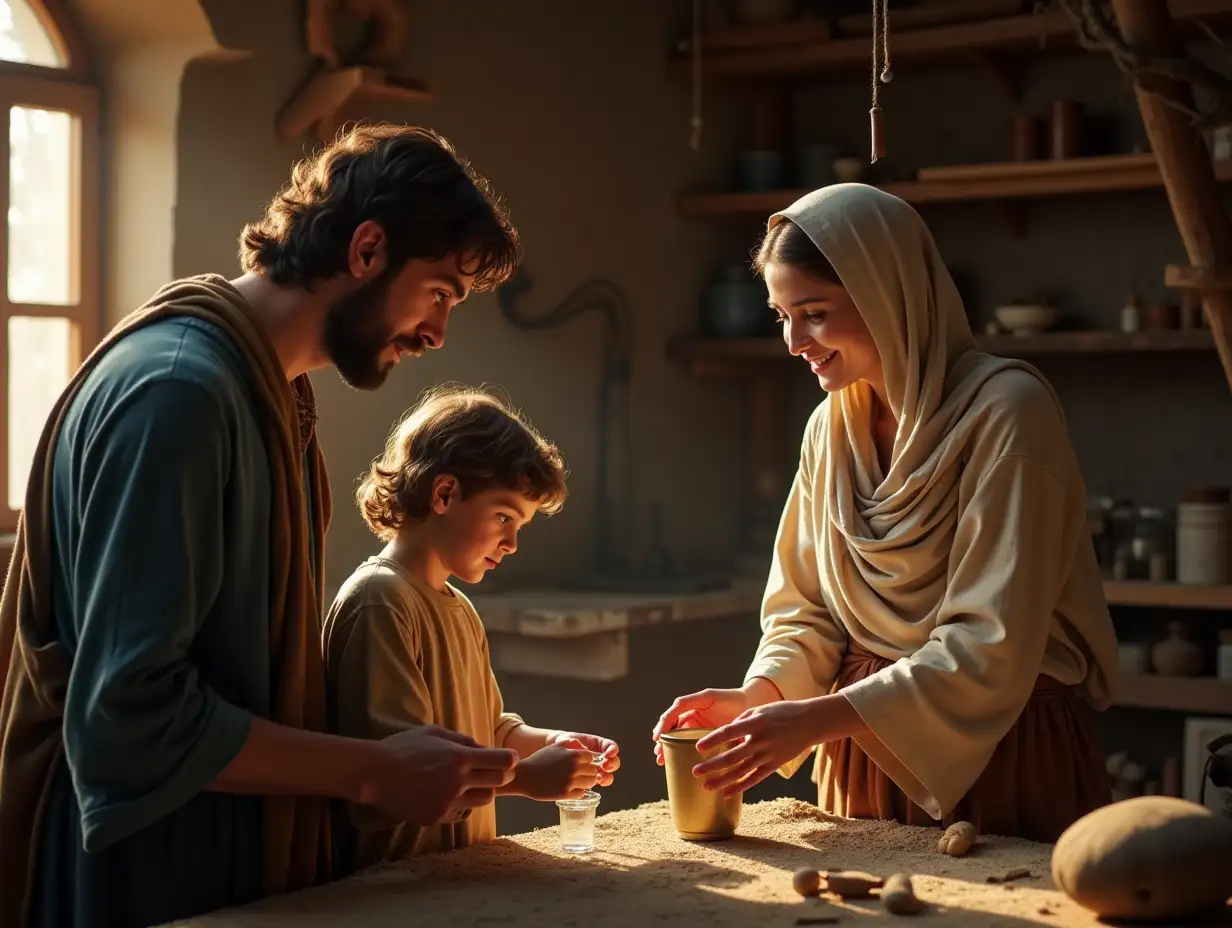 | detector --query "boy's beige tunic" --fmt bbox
[323,557,523,865]
[742,184,1122,821]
